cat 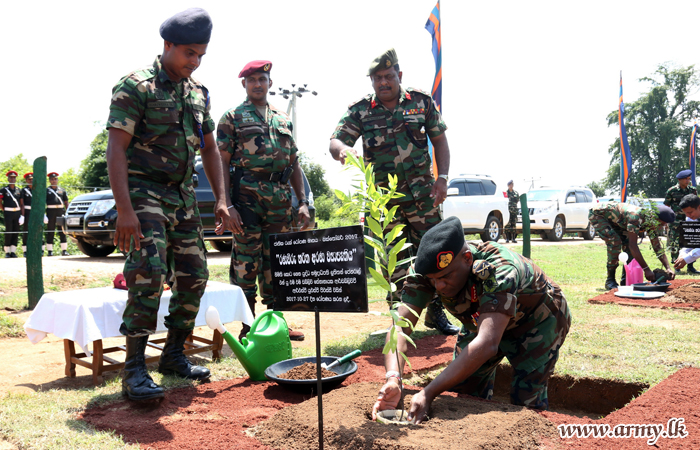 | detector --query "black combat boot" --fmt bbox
[425,297,460,335]
[122,335,164,401]
[5,253,10,258]
[688,263,699,274]
[604,267,619,290]
[511,233,517,244]
[158,329,211,381]
[47,250,53,256]
[61,250,69,256]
